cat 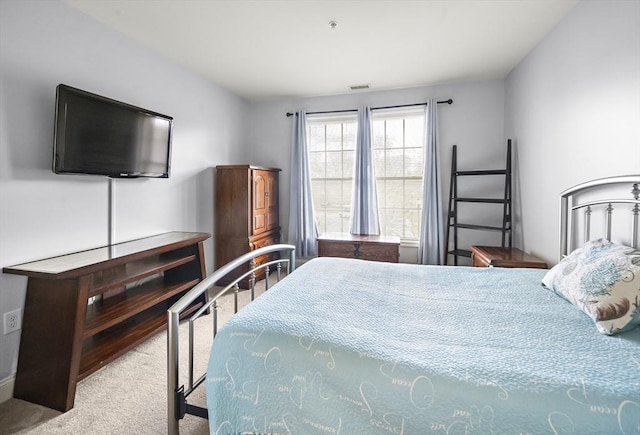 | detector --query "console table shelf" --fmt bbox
[3,231,210,412]
[88,254,197,296]
[78,297,202,380]
[83,277,200,337]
